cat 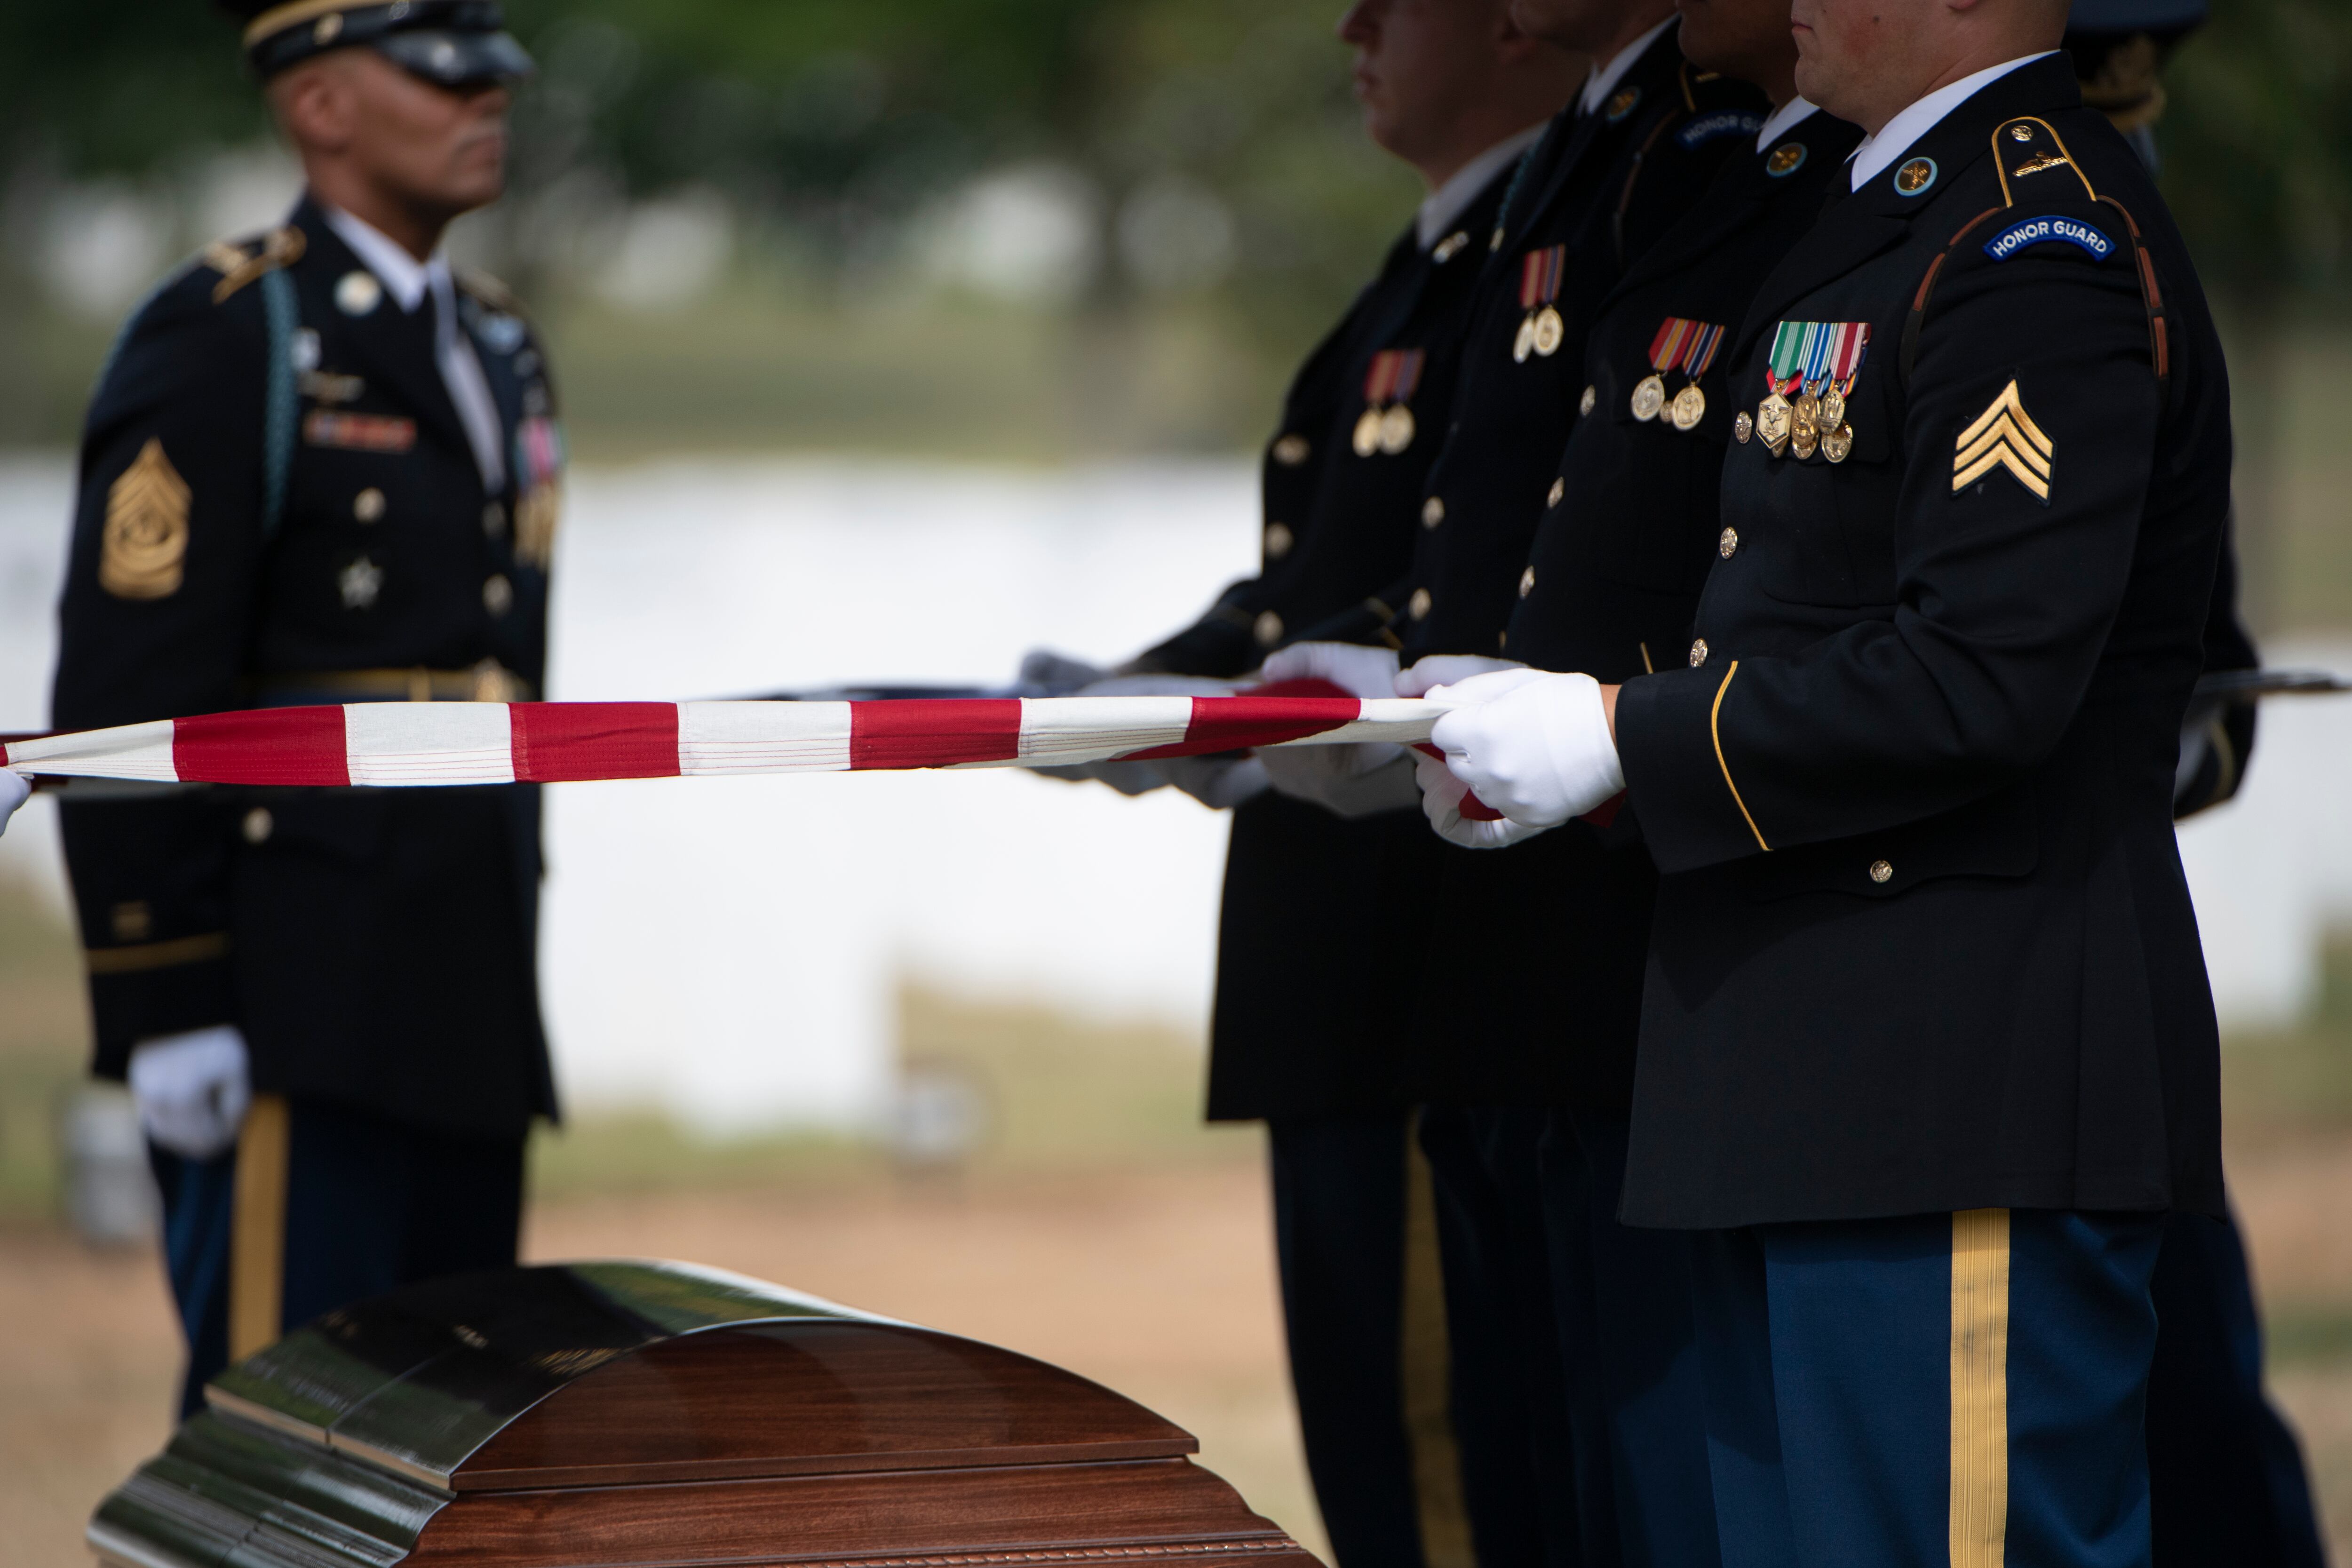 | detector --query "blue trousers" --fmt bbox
[152,1097,524,1417]
[1269,1113,1462,1568]
[2145,1210,2326,1568]
[1693,1210,2165,1568]
[1540,1107,1720,1568]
